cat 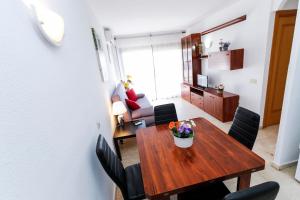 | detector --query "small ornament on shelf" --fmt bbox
[219,39,231,51]
[217,84,224,94]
